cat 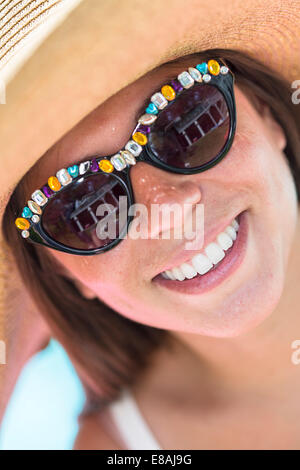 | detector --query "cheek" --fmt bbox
[229,90,297,220]
[49,243,137,295]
